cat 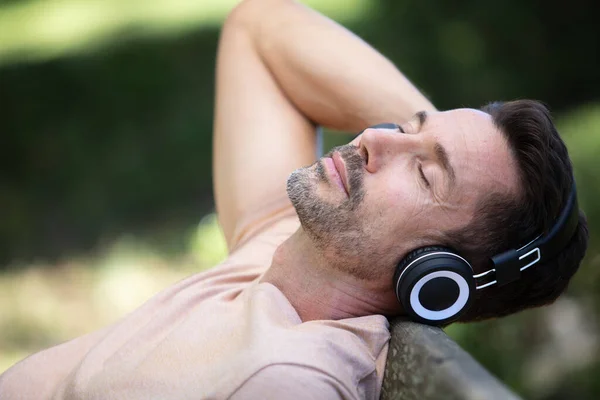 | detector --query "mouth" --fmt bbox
[322,156,348,197]
[332,152,350,196]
